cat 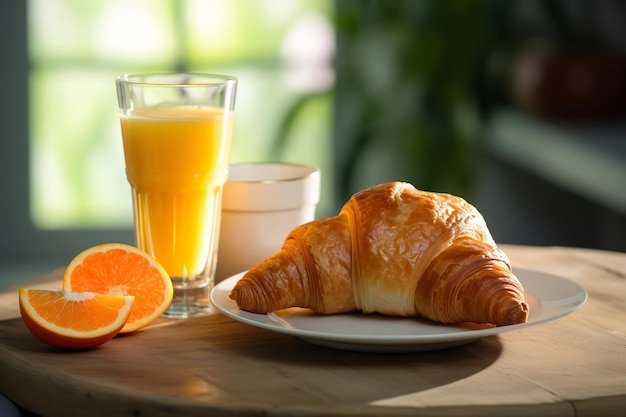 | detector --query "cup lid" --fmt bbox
[222,163,321,211]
